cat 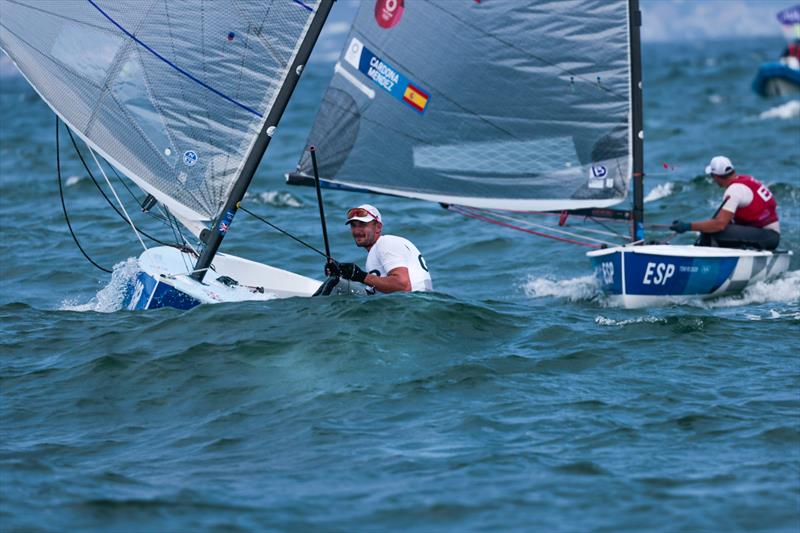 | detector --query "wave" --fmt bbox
[59,258,139,313]
[244,191,304,208]
[758,100,800,120]
[701,269,800,310]
[65,175,85,187]
[521,274,600,302]
[643,182,674,203]
[594,315,667,327]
